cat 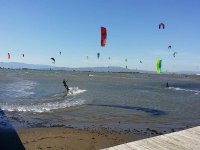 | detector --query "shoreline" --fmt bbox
[0,124,196,150]
[16,127,146,150]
